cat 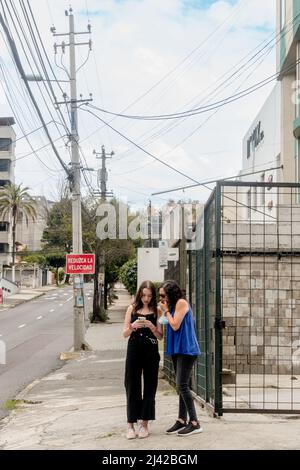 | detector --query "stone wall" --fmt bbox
[222,254,300,374]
